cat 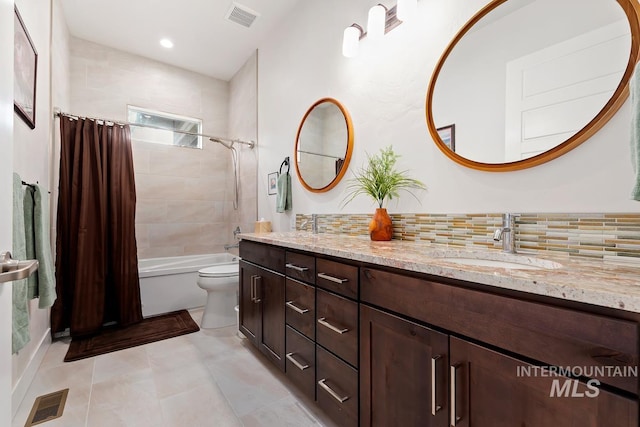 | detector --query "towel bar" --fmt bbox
[0,252,39,283]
